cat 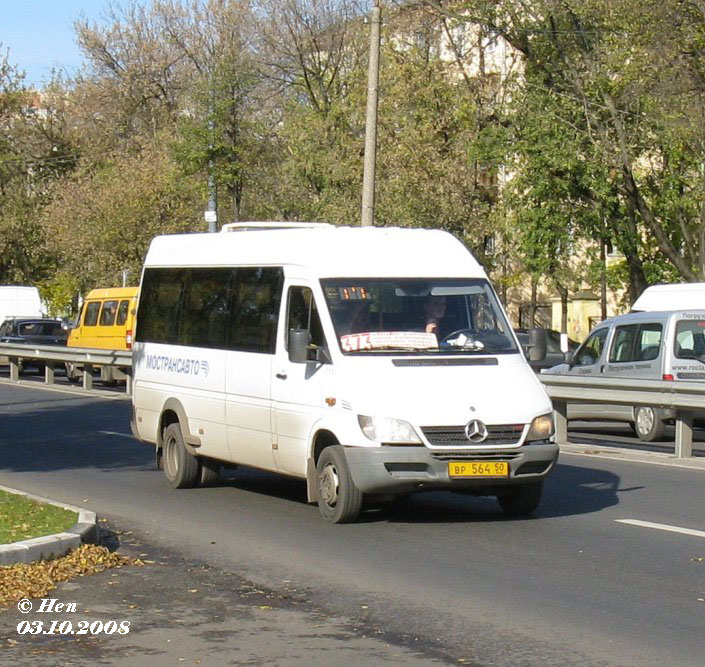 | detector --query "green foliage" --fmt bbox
[41,136,202,293]
[5,0,705,303]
